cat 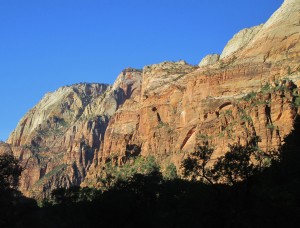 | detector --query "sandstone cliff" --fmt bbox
[84,0,300,186]
[4,0,300,198]
[5,70,142,198]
